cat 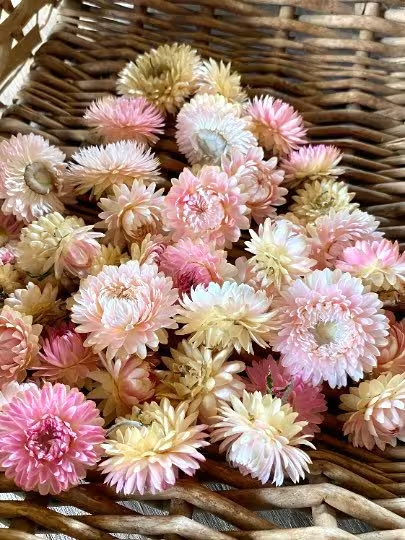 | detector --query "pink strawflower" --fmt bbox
[0,306,42,386]
[0,383,105,495]
[66,141,161,199]
[282,144,344,188]
[339,373,405,451]
[375,319,405,375]
[84,96,165,145]
[87,354,156,423]
[246,96,307,155]
[32,322,99,386]
[272,269,389,388]
[221,147,287,223]
[336,238,405,293]
[0,381,37,411]
[159,238,237,295]
[211,391,314,485]
[100,398,209,495]
[0,134,67,223]
[163,166,248,248]
[71,260,178,361]
[0,245,16,265]
[308,209,382,269]
[0,212,23,247]
[246,356,327,437]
